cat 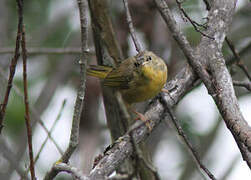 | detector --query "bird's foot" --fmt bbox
[133,110,152,131]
